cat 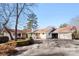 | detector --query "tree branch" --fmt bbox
[18,3,25,18]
